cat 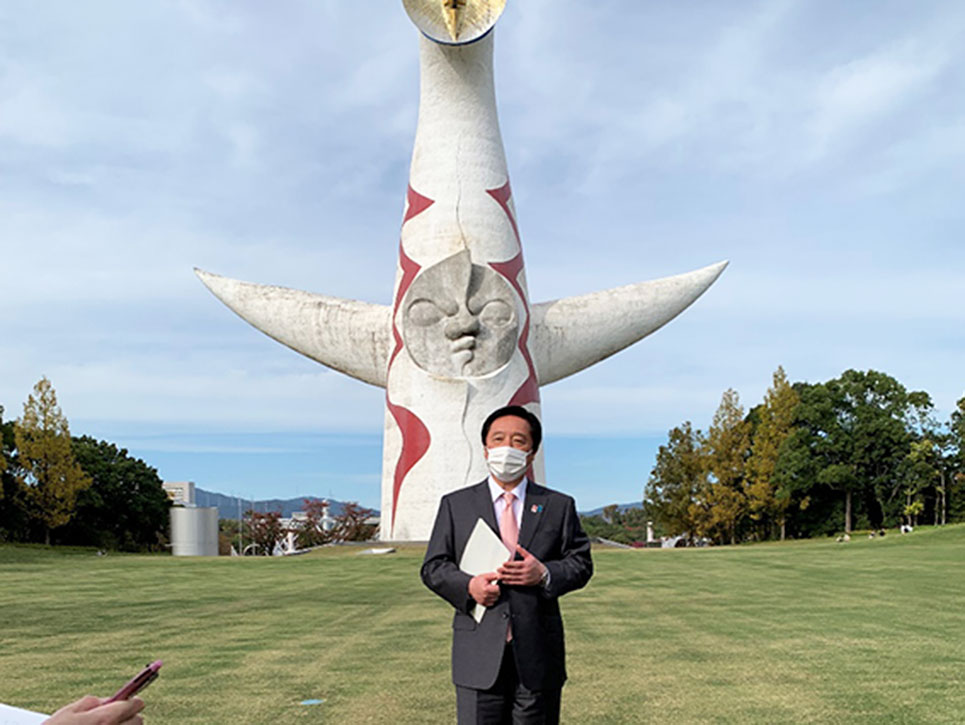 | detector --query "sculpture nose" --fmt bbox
[445,306,479,340]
